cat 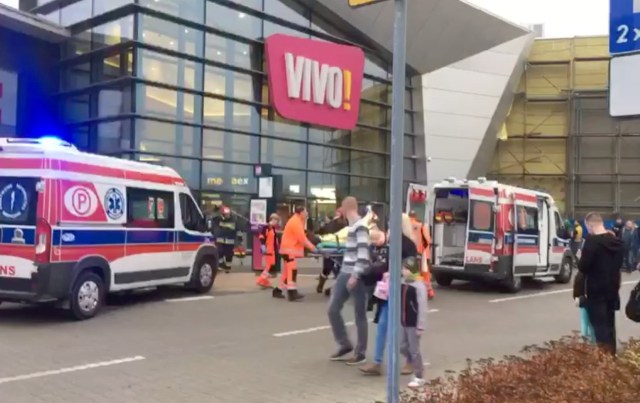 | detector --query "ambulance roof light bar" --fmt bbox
[4,137,76,150]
